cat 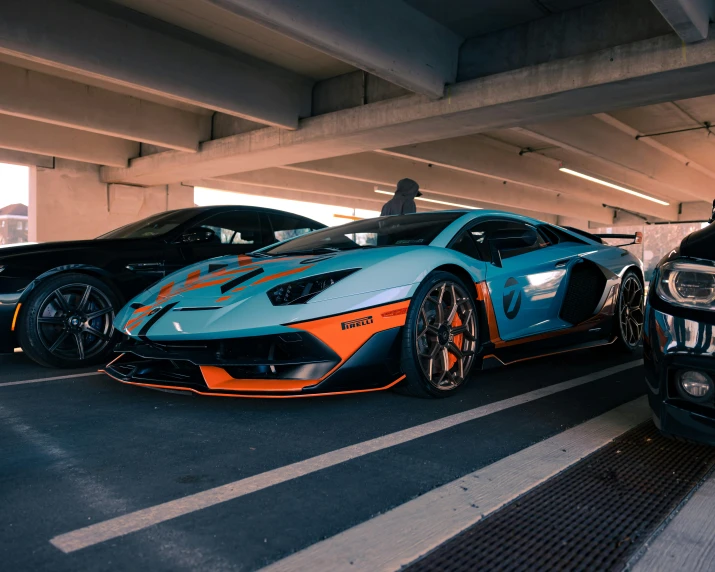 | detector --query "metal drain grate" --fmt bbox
[405,423,715,572]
